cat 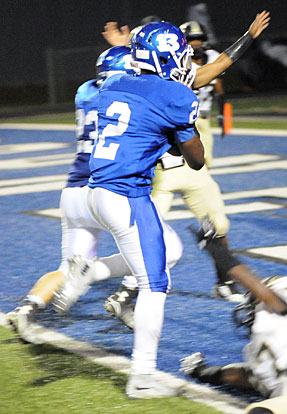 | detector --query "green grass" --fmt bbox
[0,327,224,414]
[226,95,287,115]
